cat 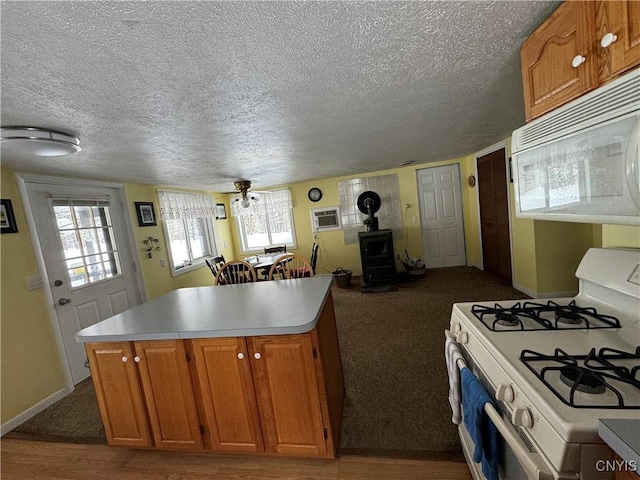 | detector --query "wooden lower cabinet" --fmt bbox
[249,334,327,457]
[189,337,264,453]
[134,340,203,450]
[190,334,330,457]
[85,342,152,448]
[85,340,203,450]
